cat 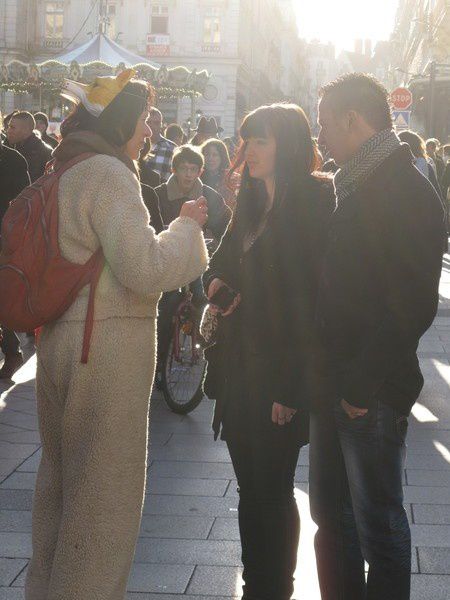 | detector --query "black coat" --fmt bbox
[203,176,335,440]
[0,142,30,225]
[15,133,52,182]
[316,145,445,415]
